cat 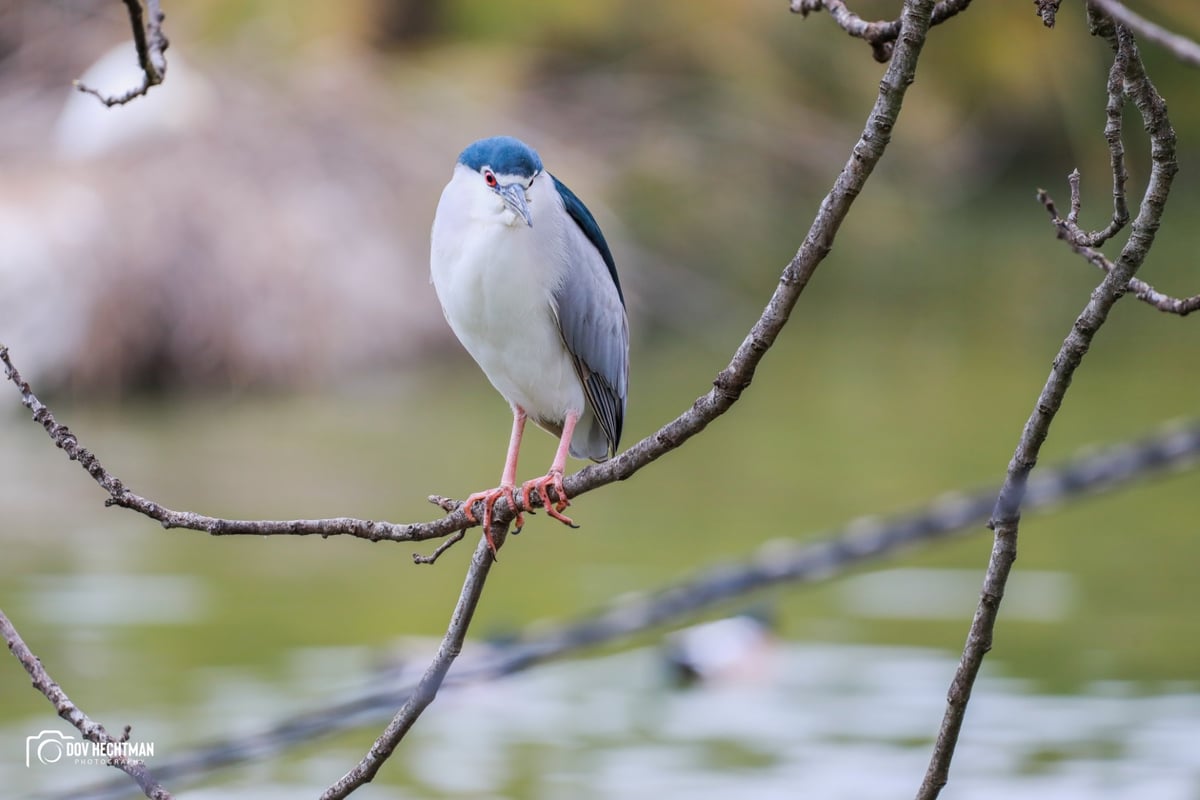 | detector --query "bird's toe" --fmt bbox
[462,484,524,554]
[521,471,577,528]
